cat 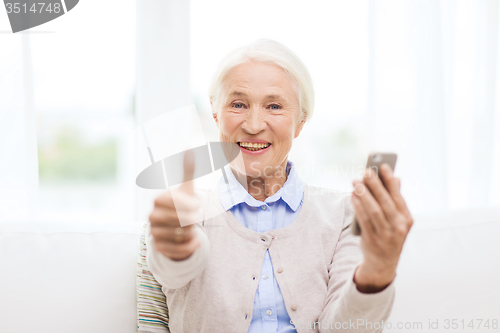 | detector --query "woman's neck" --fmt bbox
[231,161,289,202]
